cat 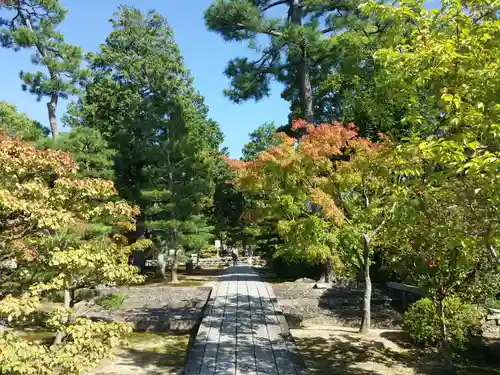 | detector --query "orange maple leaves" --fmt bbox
[225,120,392,226]
[0,134,77,179]
[228,120,391,172]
